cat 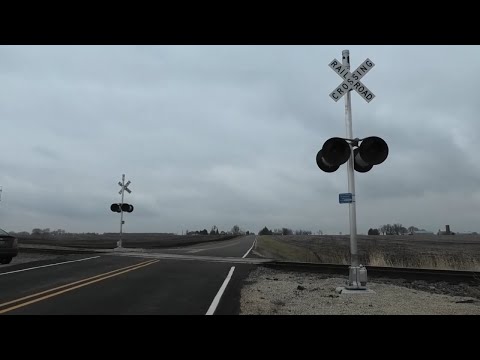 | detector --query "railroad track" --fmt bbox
[263,261,480,284]
[16,246,480,284]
